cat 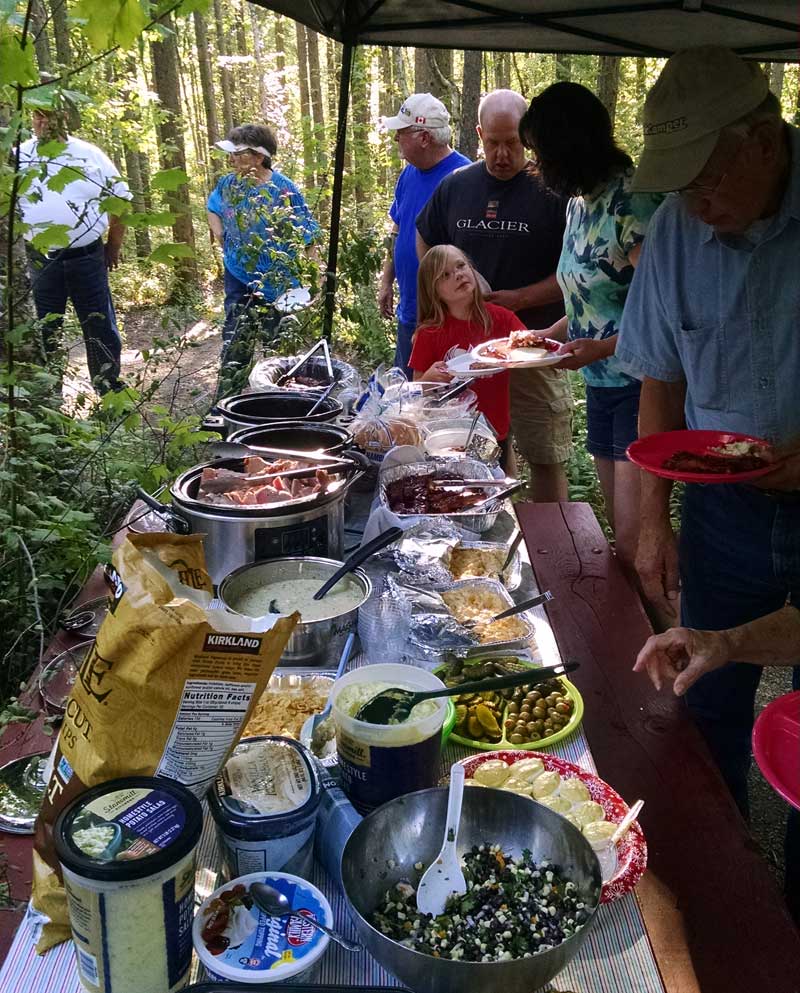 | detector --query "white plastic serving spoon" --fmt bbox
[416,762,467,917]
